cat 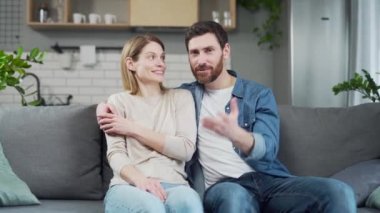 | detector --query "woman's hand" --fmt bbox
[120,165,167,201]
[134,177,167,201]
